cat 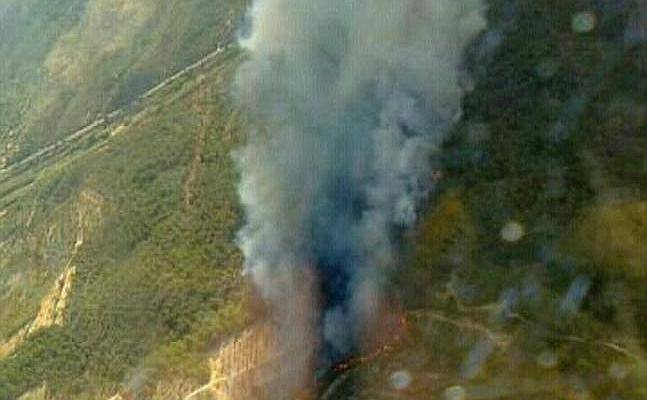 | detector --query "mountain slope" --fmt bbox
[0,2,251,397]
[327,1,646,398]
[0,0,246,164]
